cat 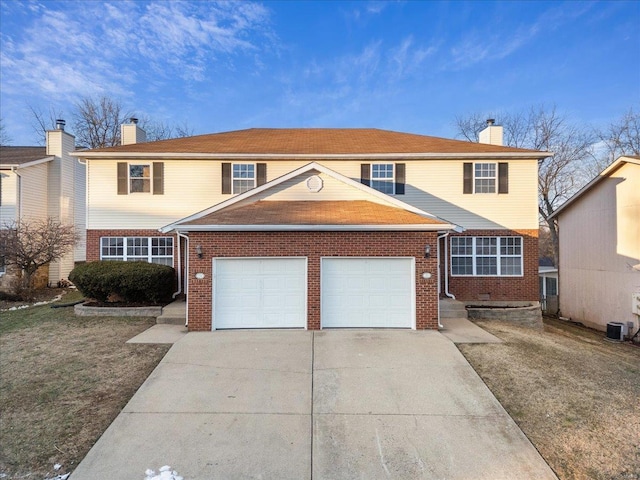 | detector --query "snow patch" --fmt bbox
[145,465,183,480]
[1,293,65,312]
